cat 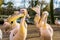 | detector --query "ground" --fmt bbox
[0,24,60,40]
